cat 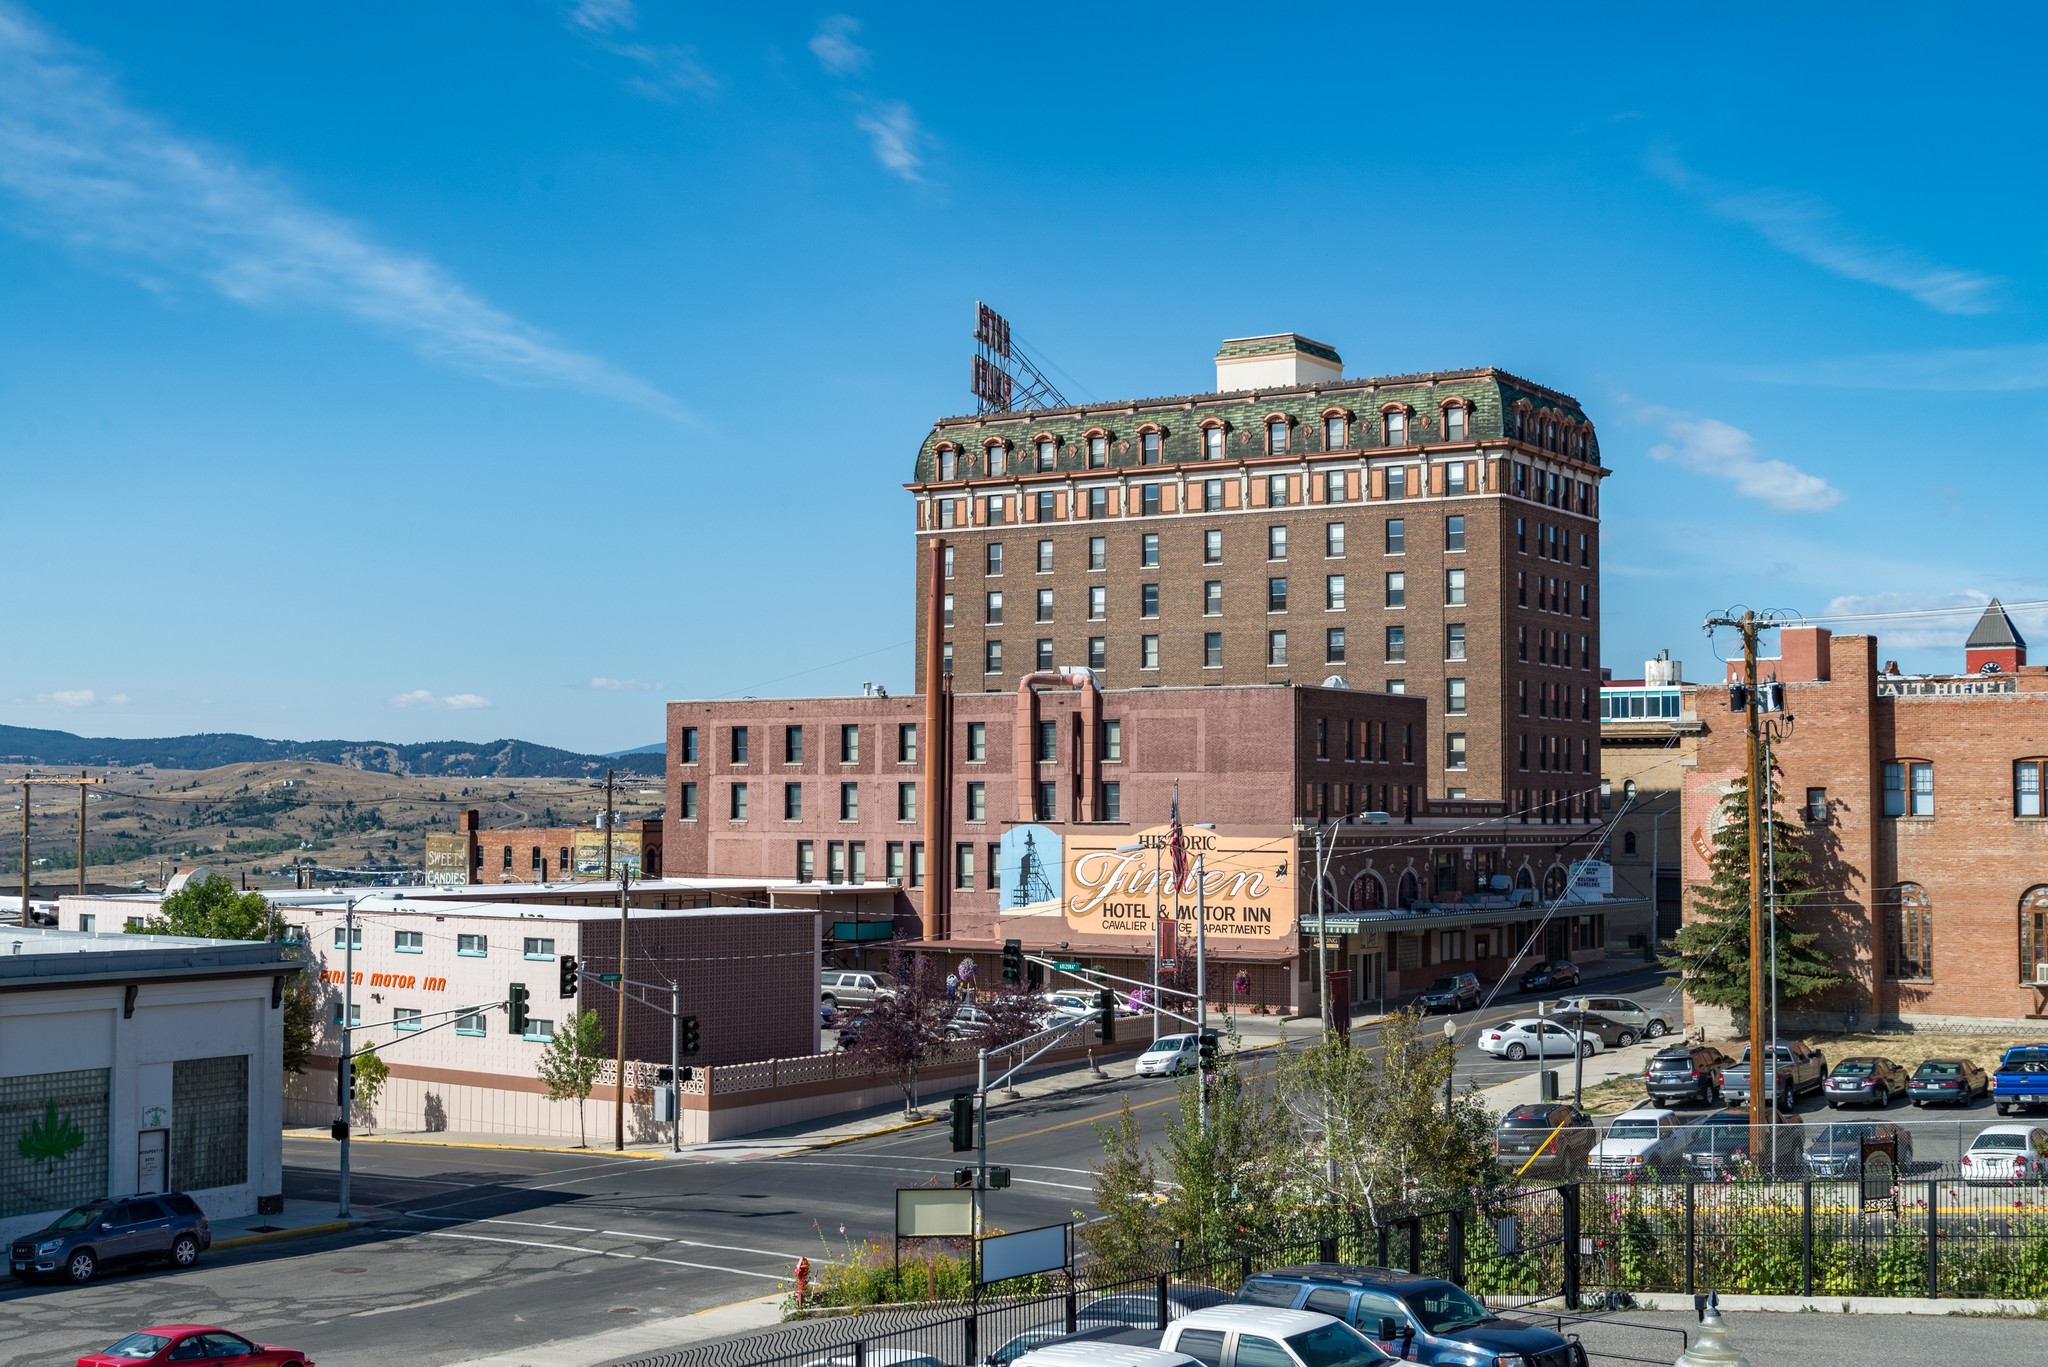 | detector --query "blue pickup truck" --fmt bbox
[1993,1044,2048,1116]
